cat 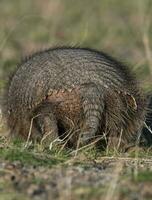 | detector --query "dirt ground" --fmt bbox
[0,155,152,200]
